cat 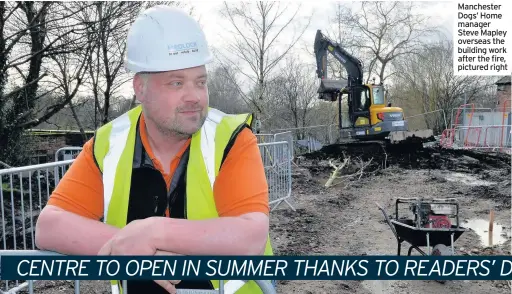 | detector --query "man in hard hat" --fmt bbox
[35,5,273,294]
